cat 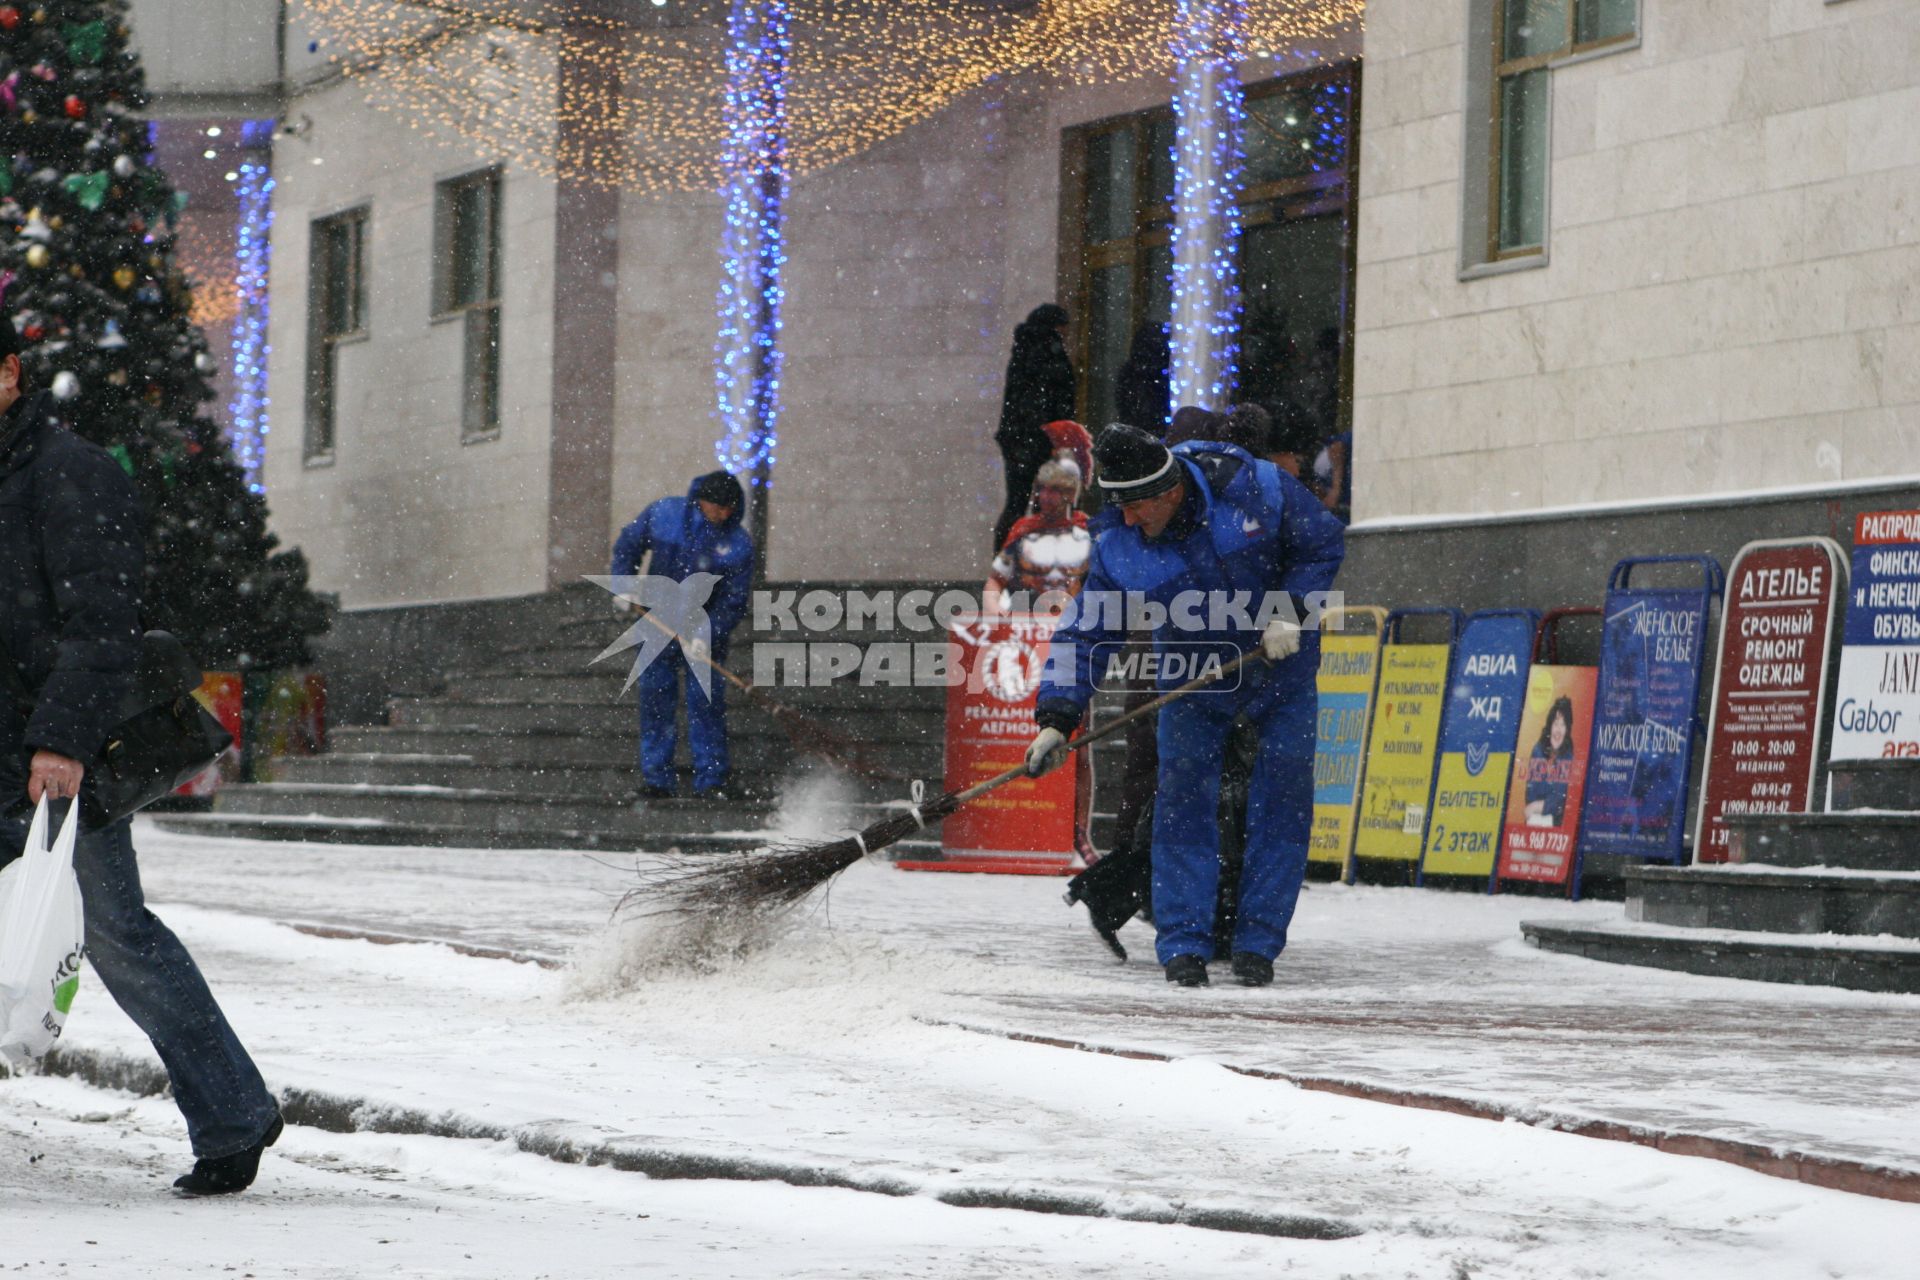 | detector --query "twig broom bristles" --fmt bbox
[619,648,1260,923]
